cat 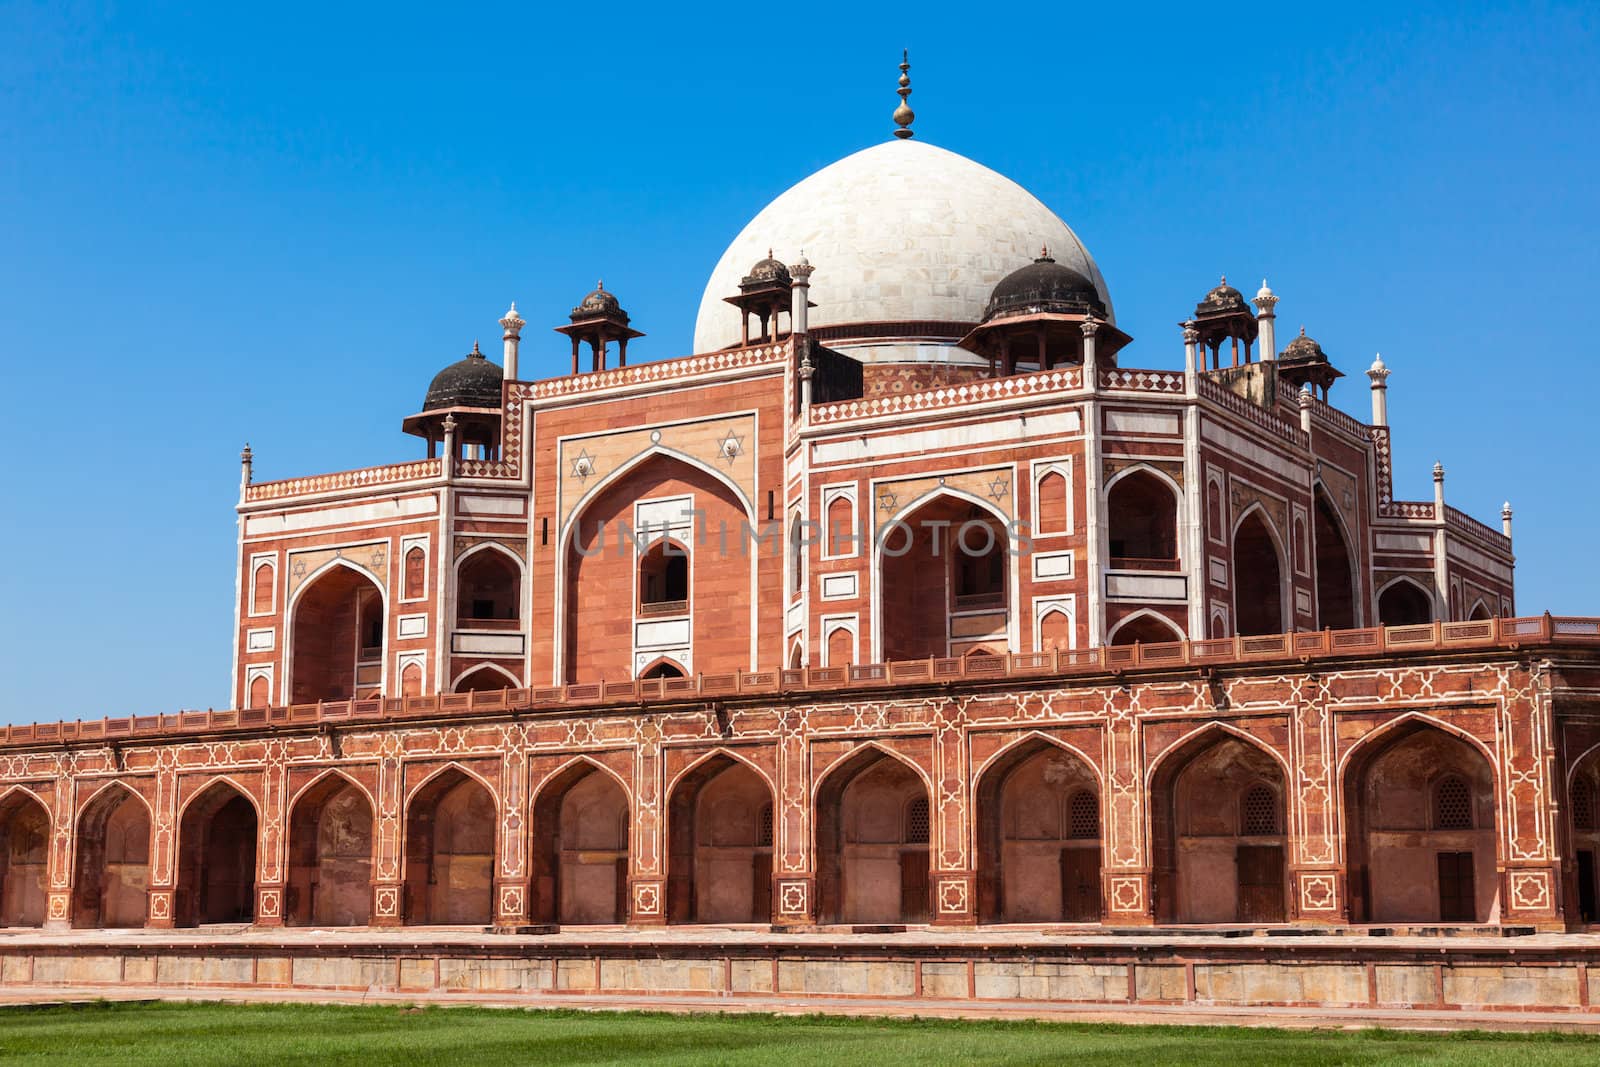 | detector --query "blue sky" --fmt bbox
[2,2,1596,723]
